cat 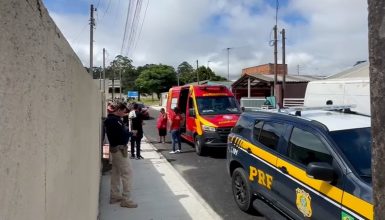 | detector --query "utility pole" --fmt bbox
[368,0,385,219]
[207,60,211,68]
[273,25,278,97]
[89,4,96,76]
[281,28,286,103]
[102,48,106,118]
[297,64,300,75]
[103,48,106,94]
[119,68,122,99]
[112,69,115,99]
[196,60,199,85]
[227,48,231,81]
